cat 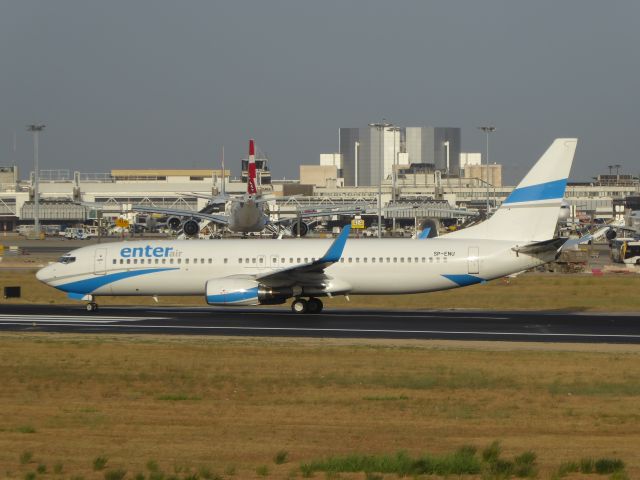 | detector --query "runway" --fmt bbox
[1,304,639,343]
